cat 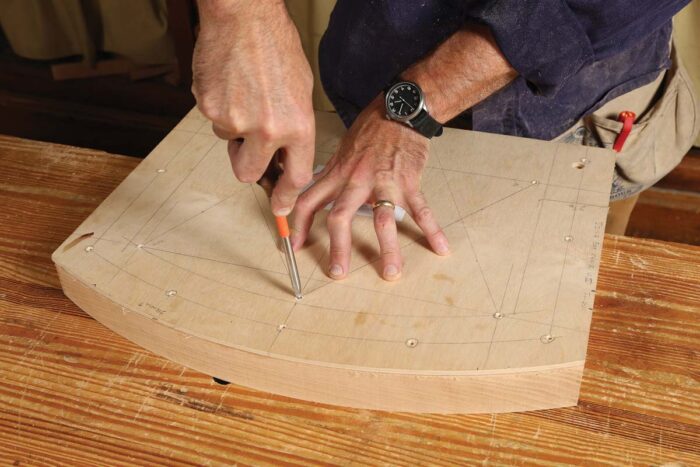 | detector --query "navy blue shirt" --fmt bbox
[319,0,689,140]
